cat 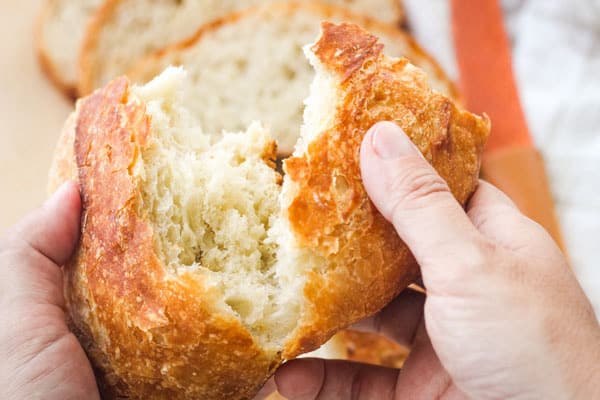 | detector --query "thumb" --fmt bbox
[9,181,81,266]
[0,181,81,304]
[360,122,484,289]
